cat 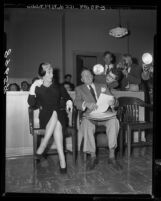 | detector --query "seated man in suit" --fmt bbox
[74,68,121,171]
